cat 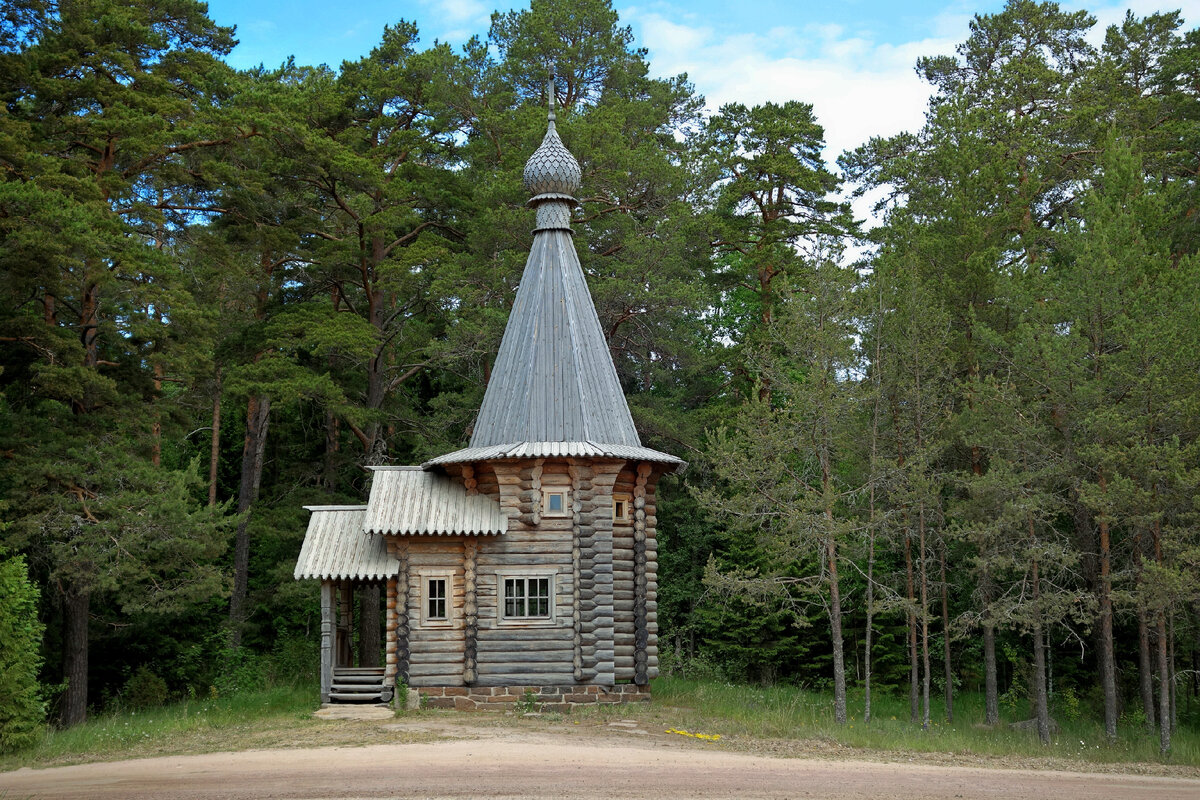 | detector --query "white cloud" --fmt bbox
[421,0,490,26]
[624,8,966,163]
